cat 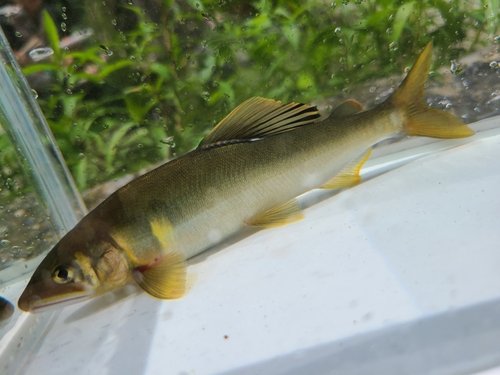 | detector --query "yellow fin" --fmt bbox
[405,106,475,138]
[247,199,304,228]
[321,148,372,189]
[133,252,186,299]
[390,42,474,139]
[329,99,363,118]
[199,97,320,147]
